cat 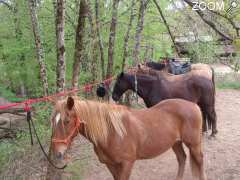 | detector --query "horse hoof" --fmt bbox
[211,130,218,136]
[209,134,217,140]
[202,131,208,137]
